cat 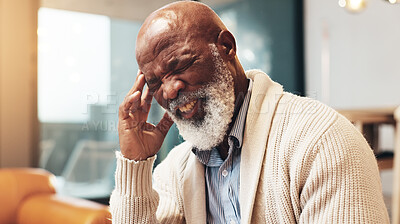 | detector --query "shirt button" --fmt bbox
[230,219,236,224]
[222,169,228,177]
